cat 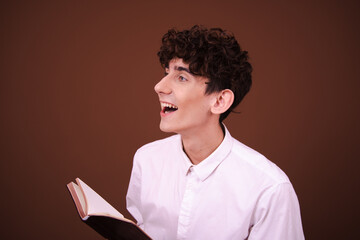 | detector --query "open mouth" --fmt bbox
[161,102,178,114]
